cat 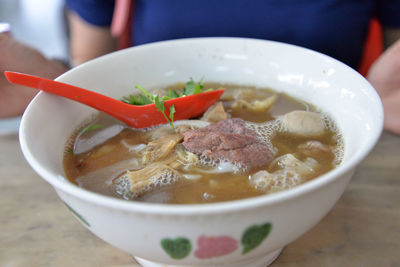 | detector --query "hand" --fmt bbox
[367,39,400,135]
[0,32,68,118]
